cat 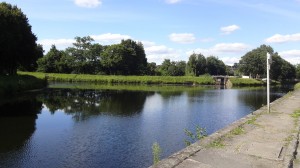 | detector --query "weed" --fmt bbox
[208,138,225,148]
[247,116,257,125]
[291,109,300,119]
[184,125,207,146]
[230,126,245,135]
[152,142,162,165]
